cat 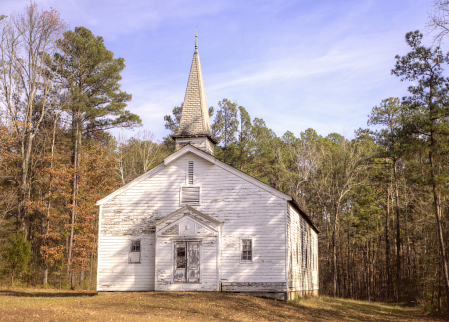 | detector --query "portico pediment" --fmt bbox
[156,205,220,237]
